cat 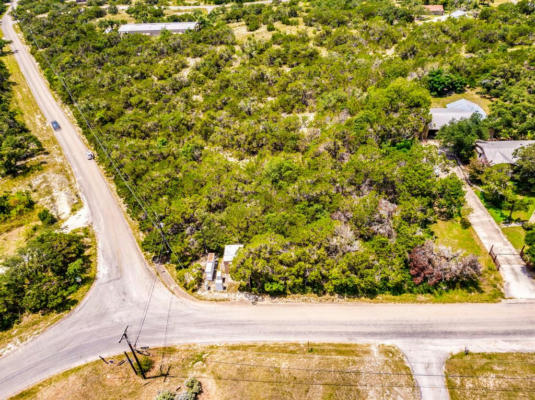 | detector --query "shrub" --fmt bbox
[155,391,176,400]
[38,208,58,225]
[409,241,481,287]
[177,378,202,400]
[134,356,154,375]
[525,230,535,247]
